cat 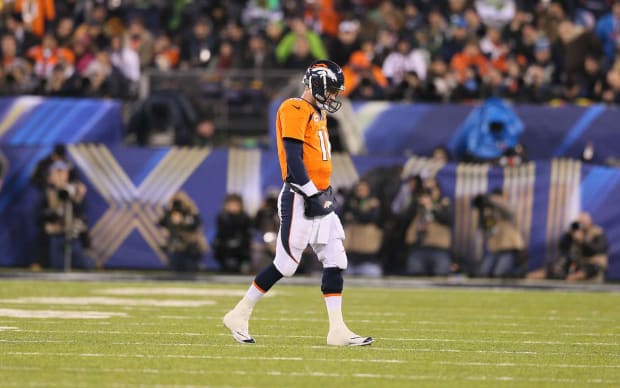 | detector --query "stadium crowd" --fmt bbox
[0,0,619,104]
